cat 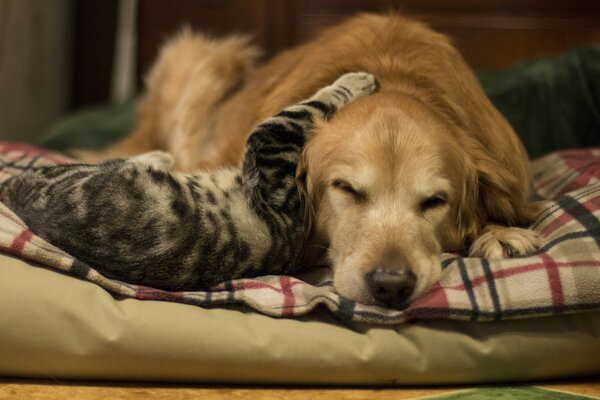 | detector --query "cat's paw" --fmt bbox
[132,151,175,170]
[333,72,376,100]
[468,225,541,259]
